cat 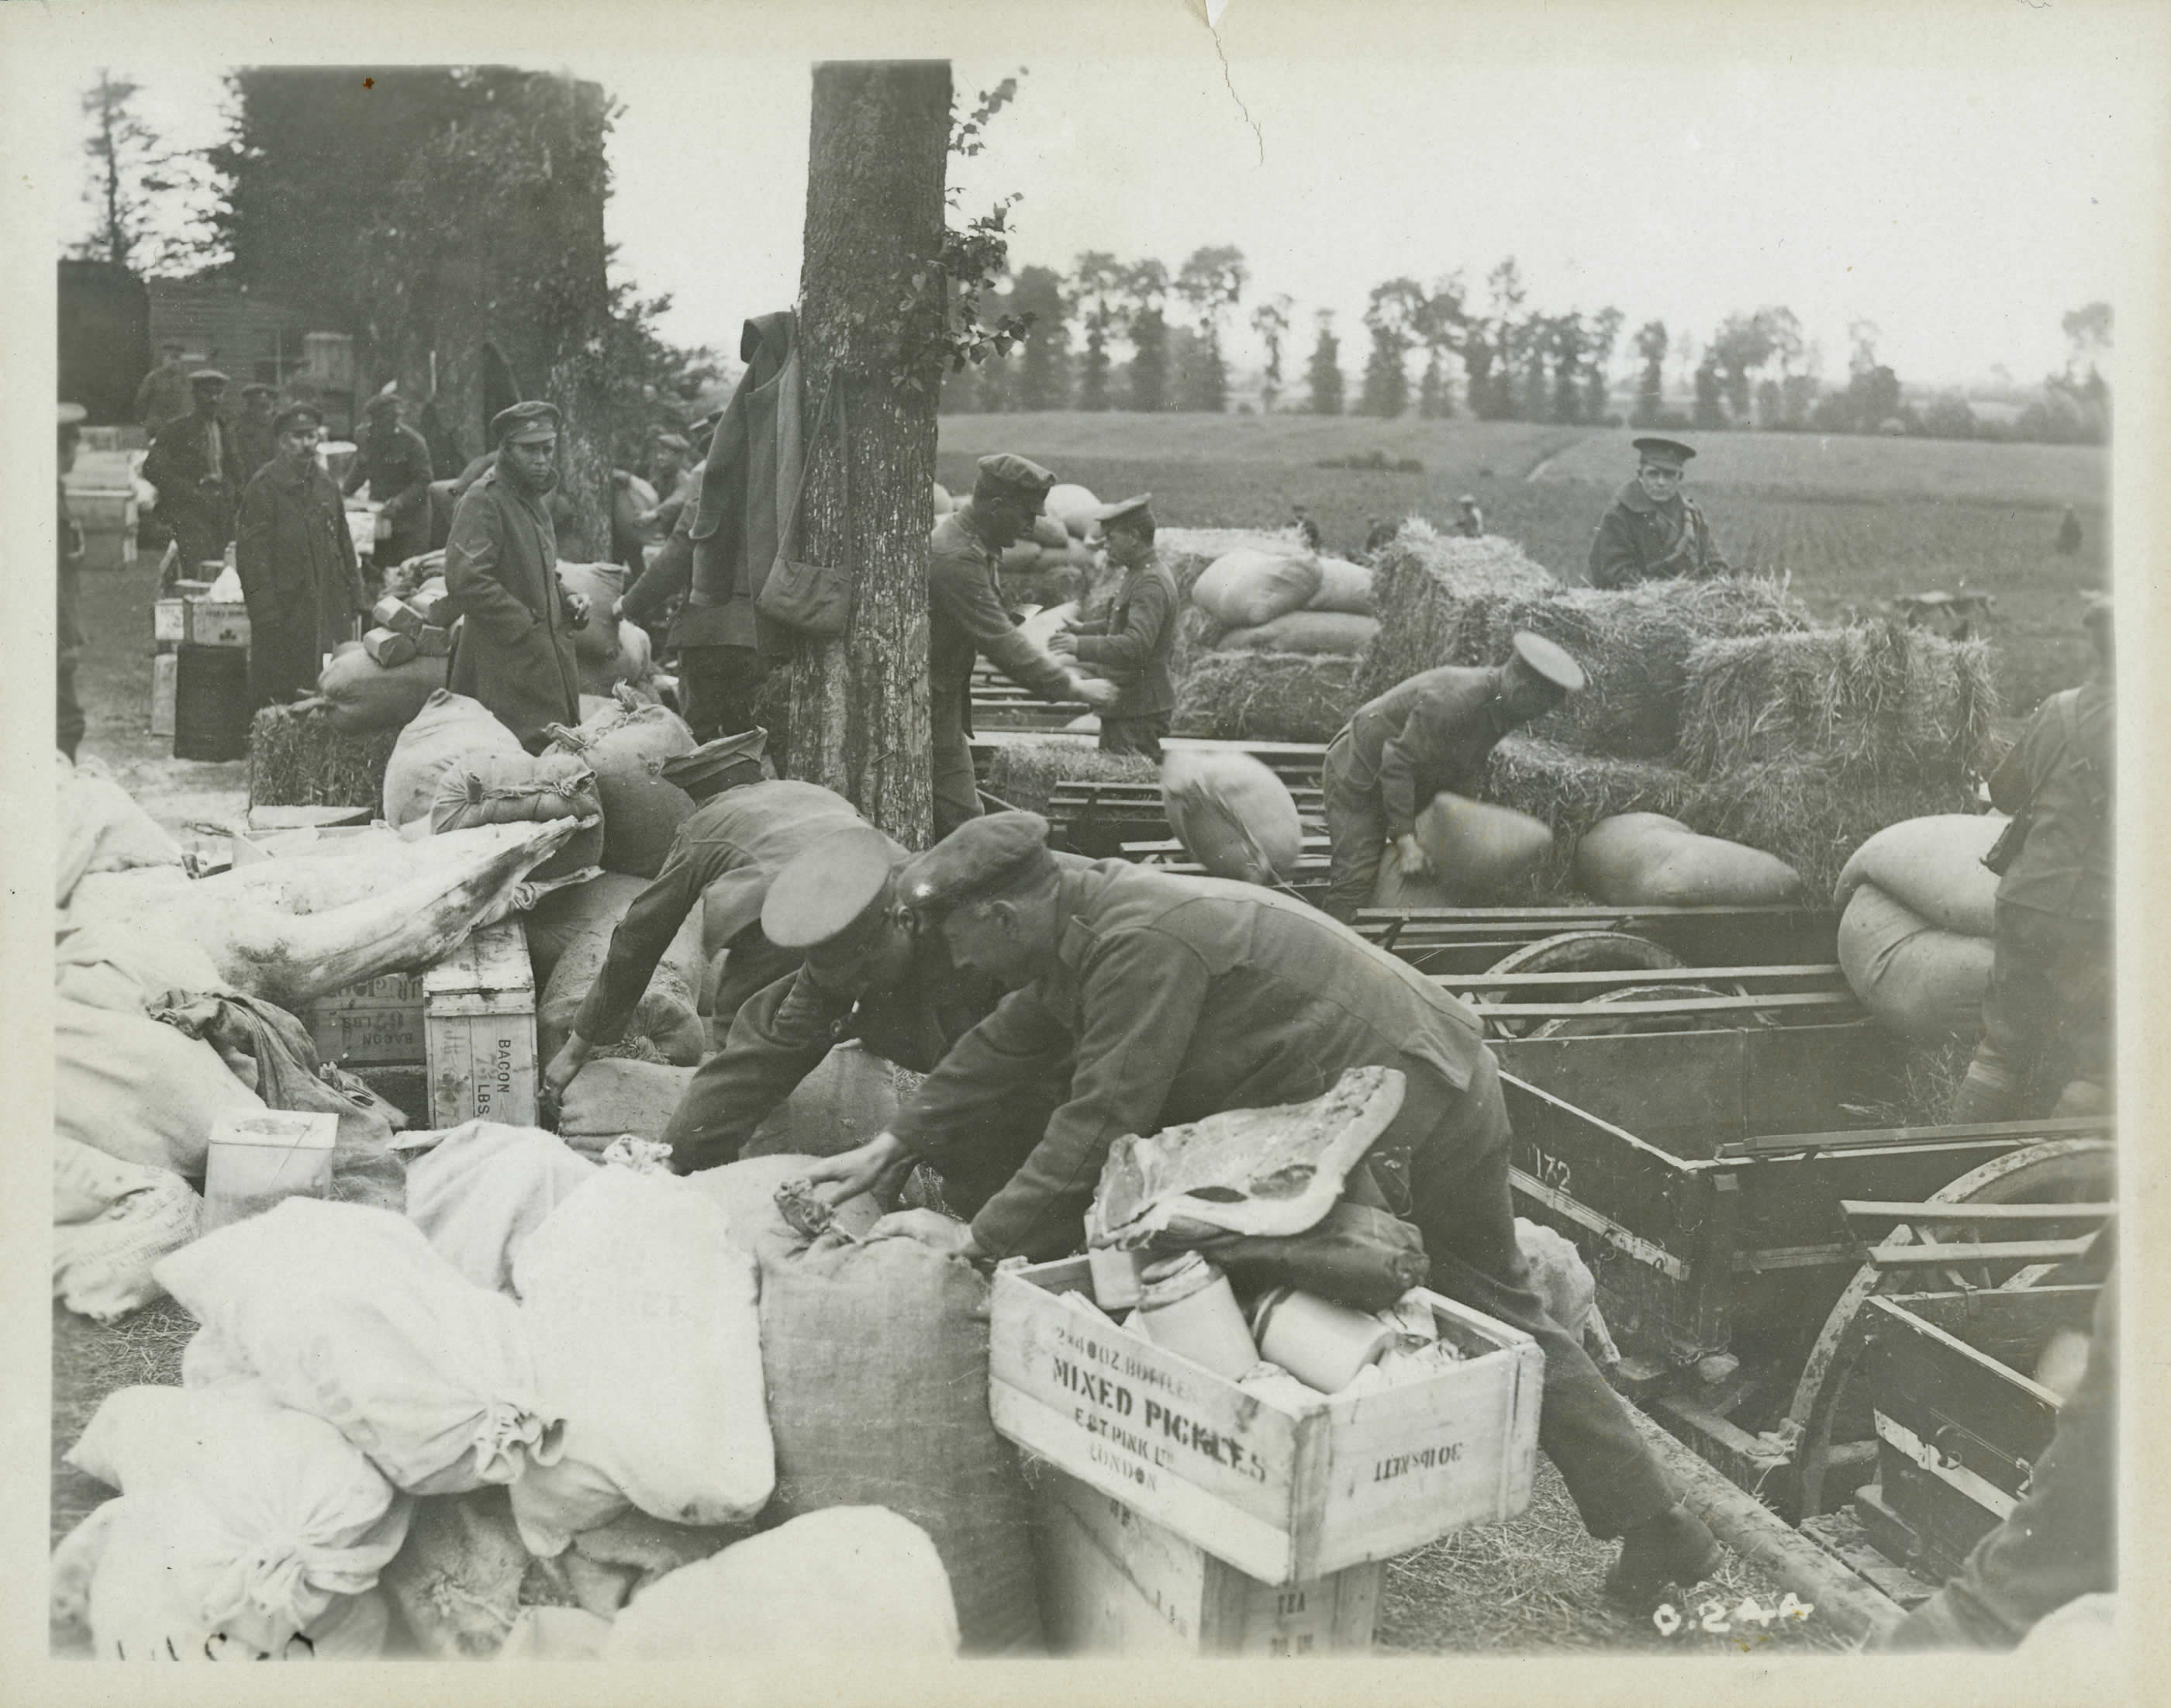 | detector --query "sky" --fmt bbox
[75,18,2147,395]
